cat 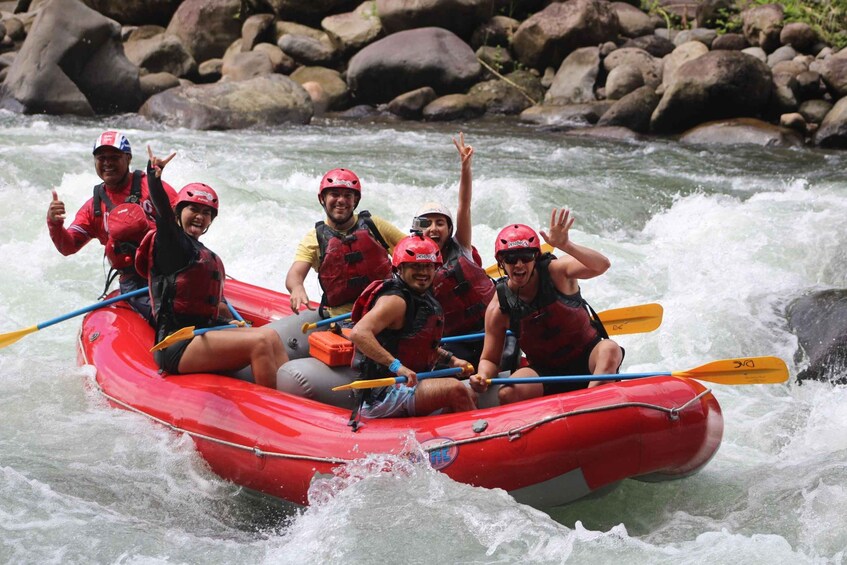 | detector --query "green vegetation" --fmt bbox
[717,0,847,49]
